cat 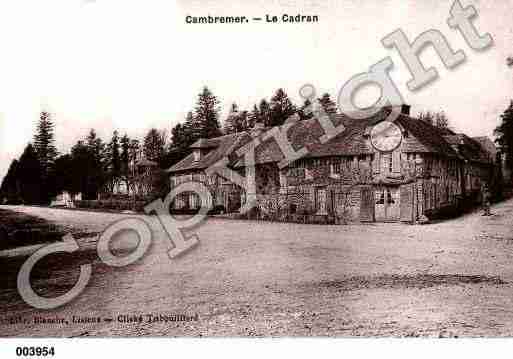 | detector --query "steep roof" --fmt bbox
[444,134,494,164]
[190,138,220,149]
[234,109,460,167]
[168,108,492,173]
[167,132,248,173]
